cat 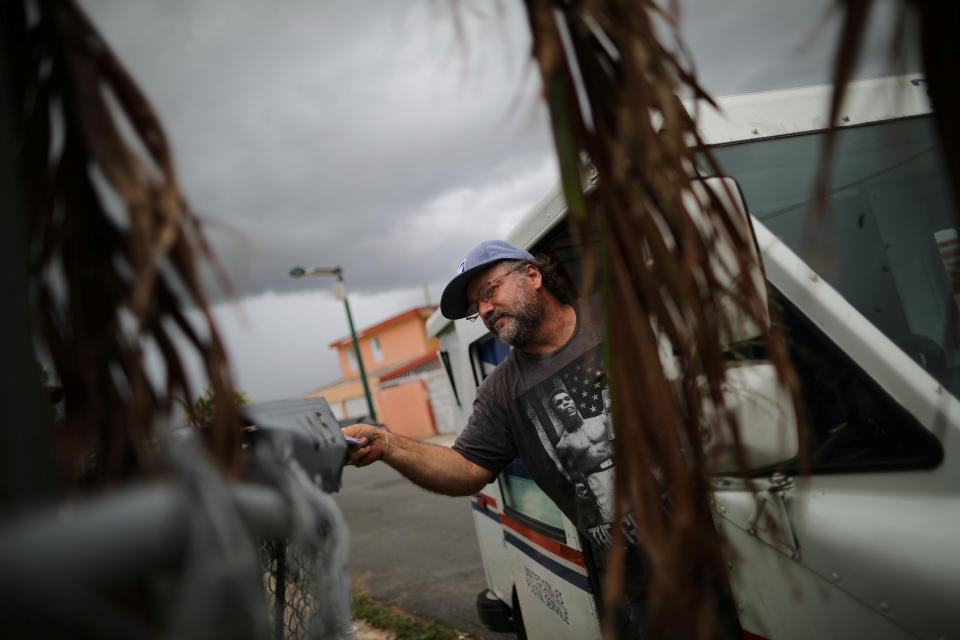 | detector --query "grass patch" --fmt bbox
[351,589,466,640]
